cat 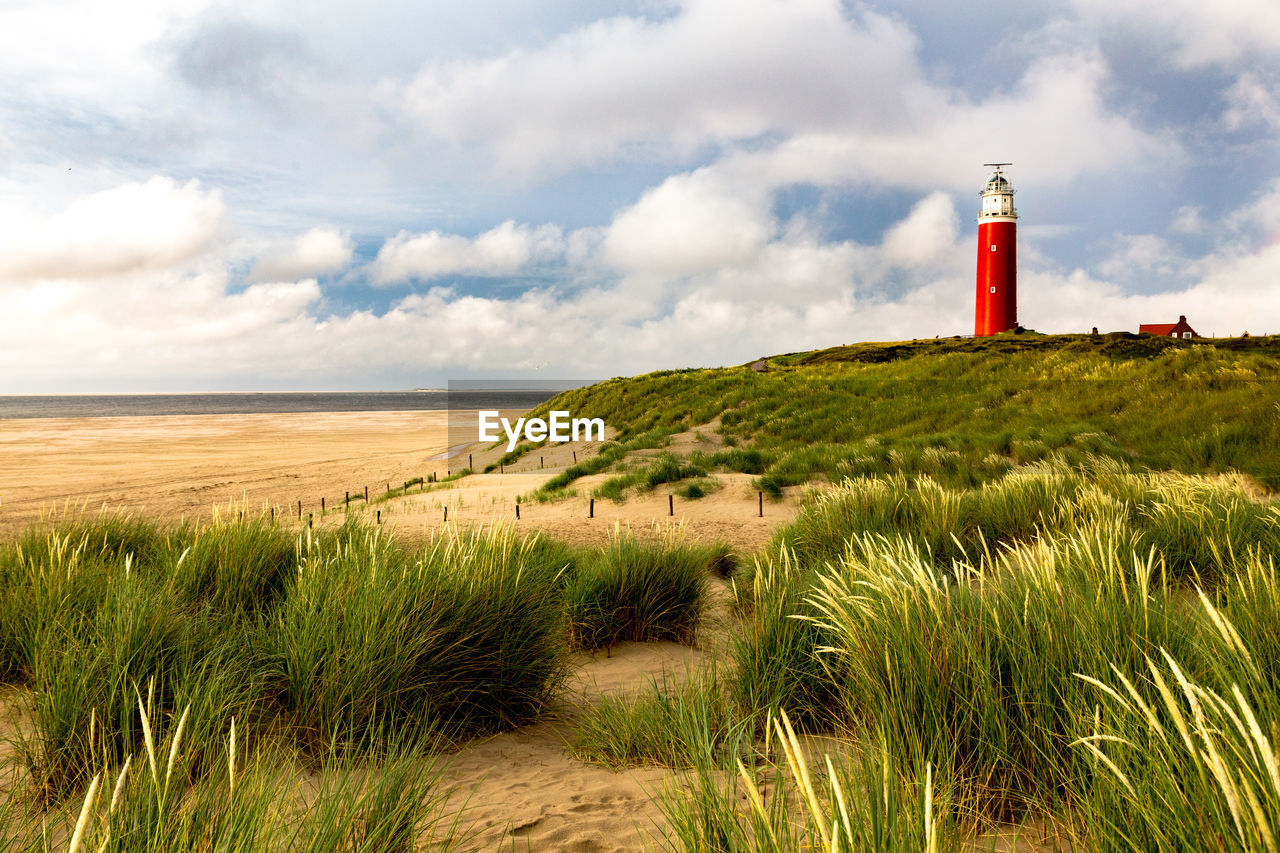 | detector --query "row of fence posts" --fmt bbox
[282,476,440,527]
[272,436,767,527]
[277,490,766,527]
[450,449,581,477]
